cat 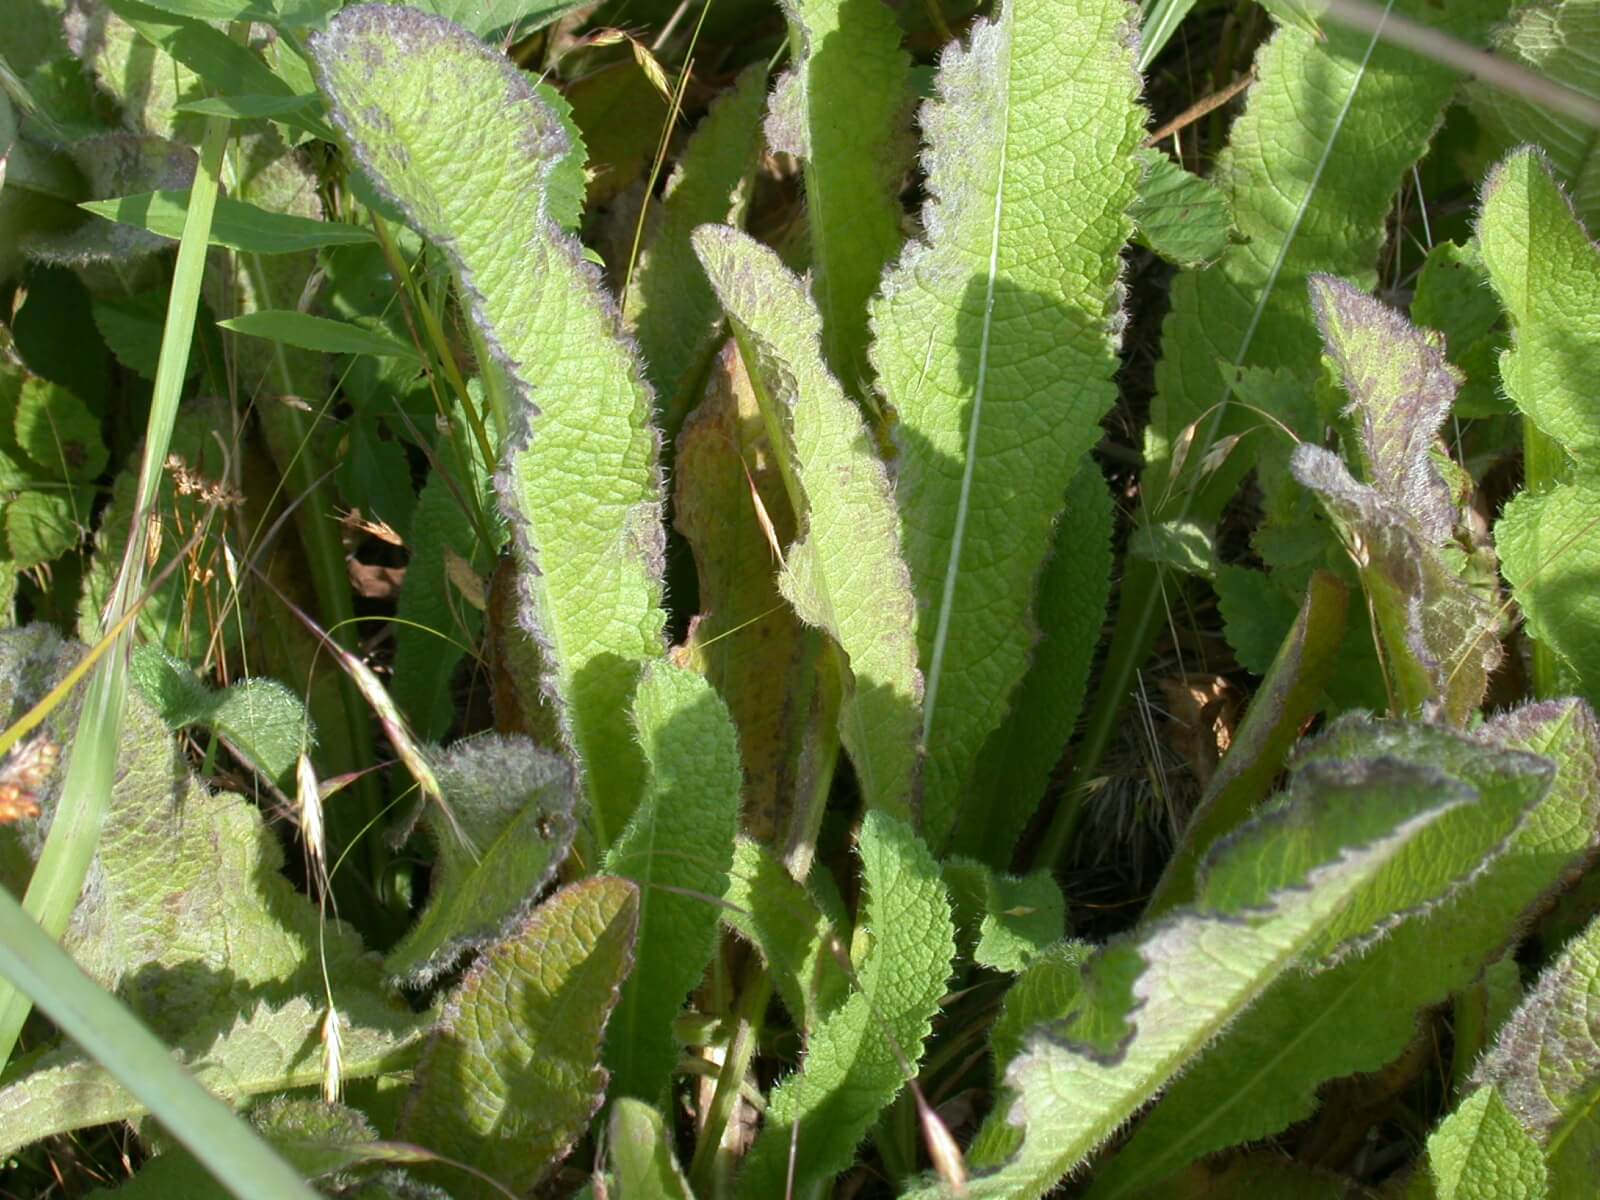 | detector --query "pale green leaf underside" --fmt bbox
[869,0,1143,848]
[312,5,667,846]
[1427,1087,1548,1200]
[1084,703,1596,1198]
[604,662,742,1102]
[694,224,923,818]
[737,812,954,1197]
[919,759,1479,1200]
